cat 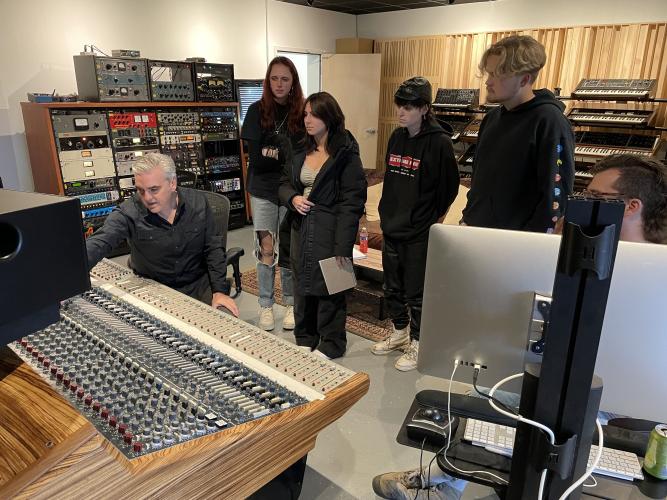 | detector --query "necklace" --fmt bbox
[274,112,288,134]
